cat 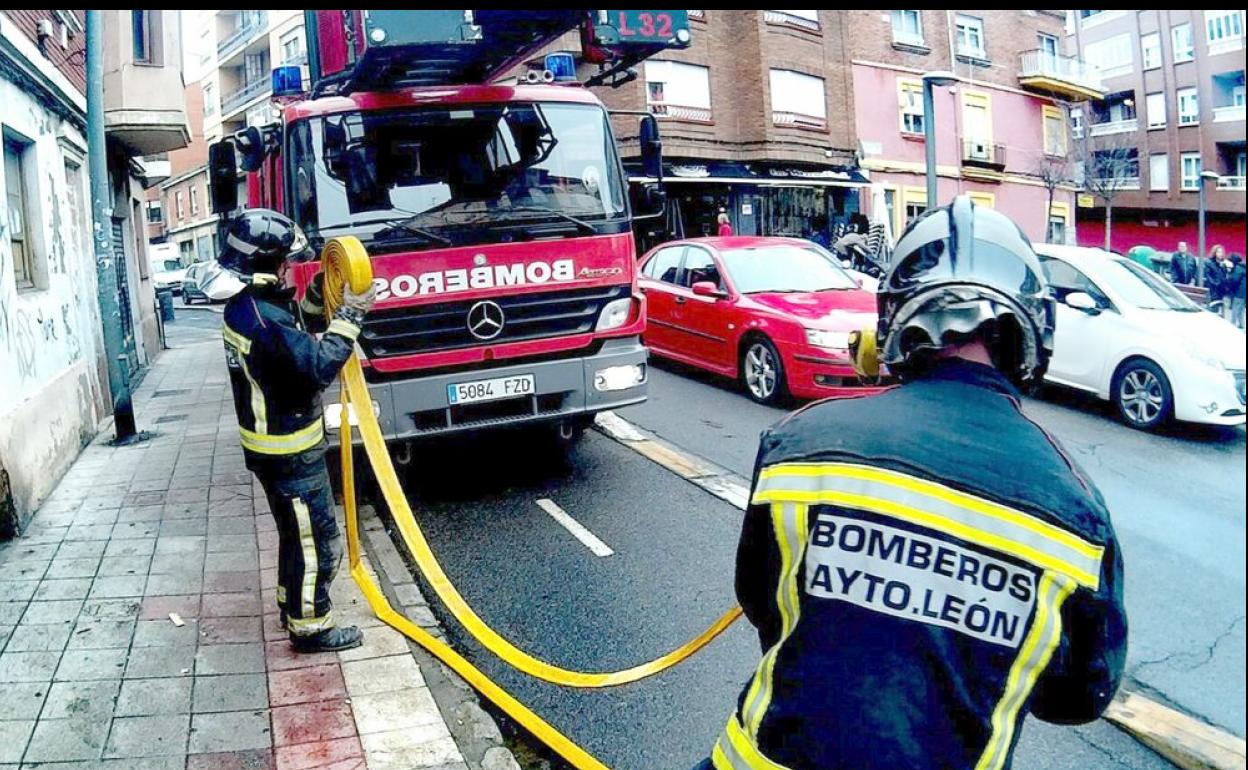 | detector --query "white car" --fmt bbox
[1035,244,1246,431]
[150,256,188,295]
